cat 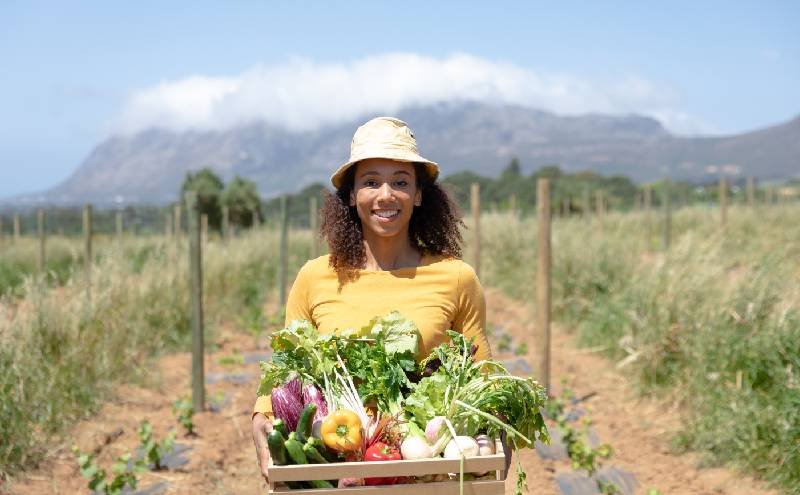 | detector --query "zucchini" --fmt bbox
[309,437,338,462]
[308,480,335,489]
[267,430,289,466]
[302,442,329,464]
[272,419,290,440]
[284,433,308,465]
[295,403,317,442]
